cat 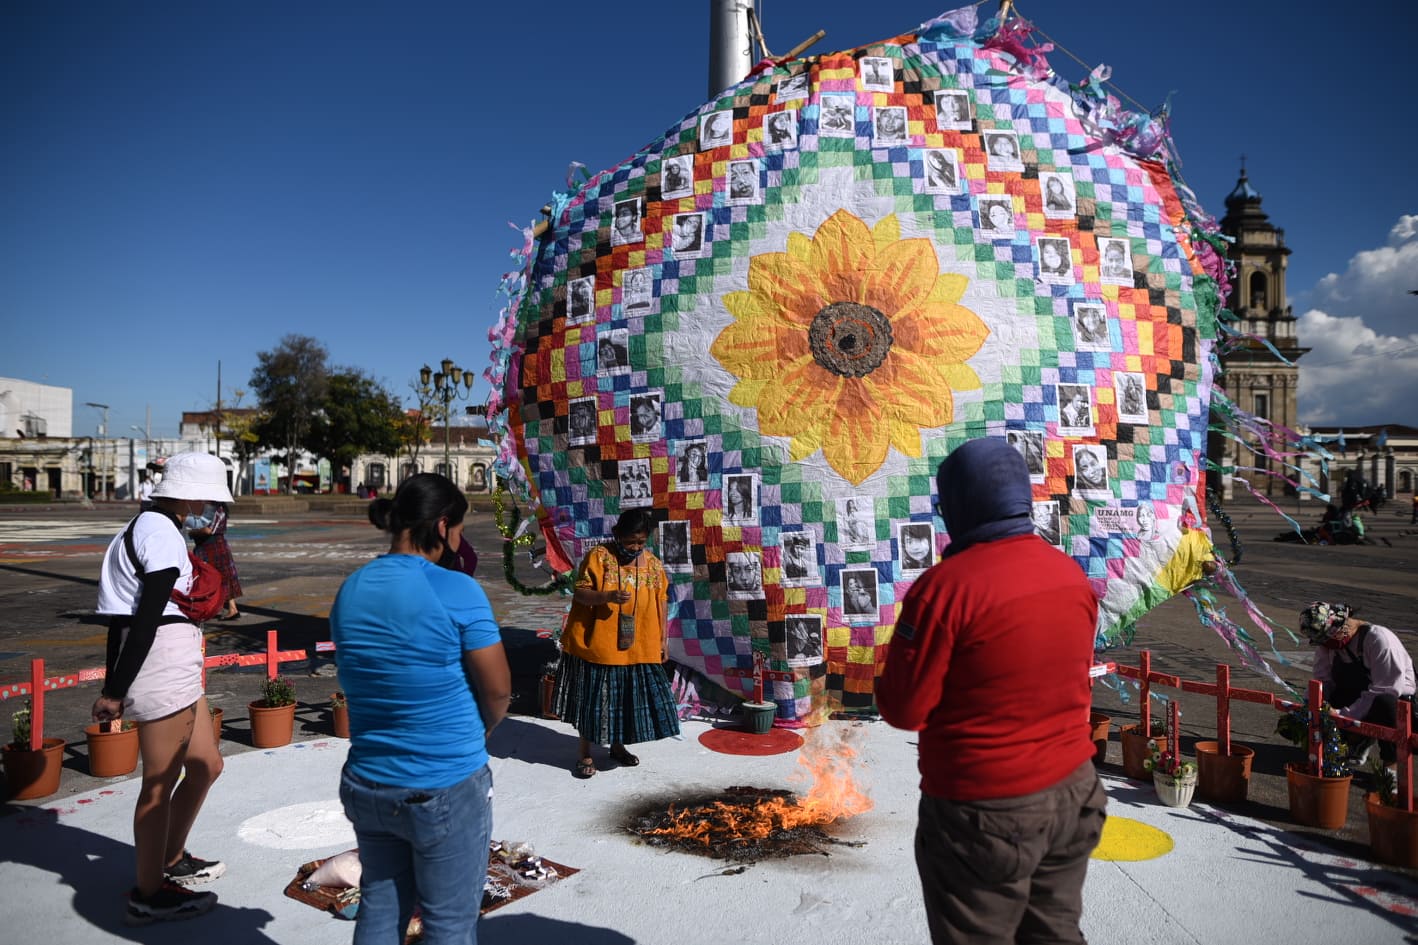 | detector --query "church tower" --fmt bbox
[1211,163,1309,497]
